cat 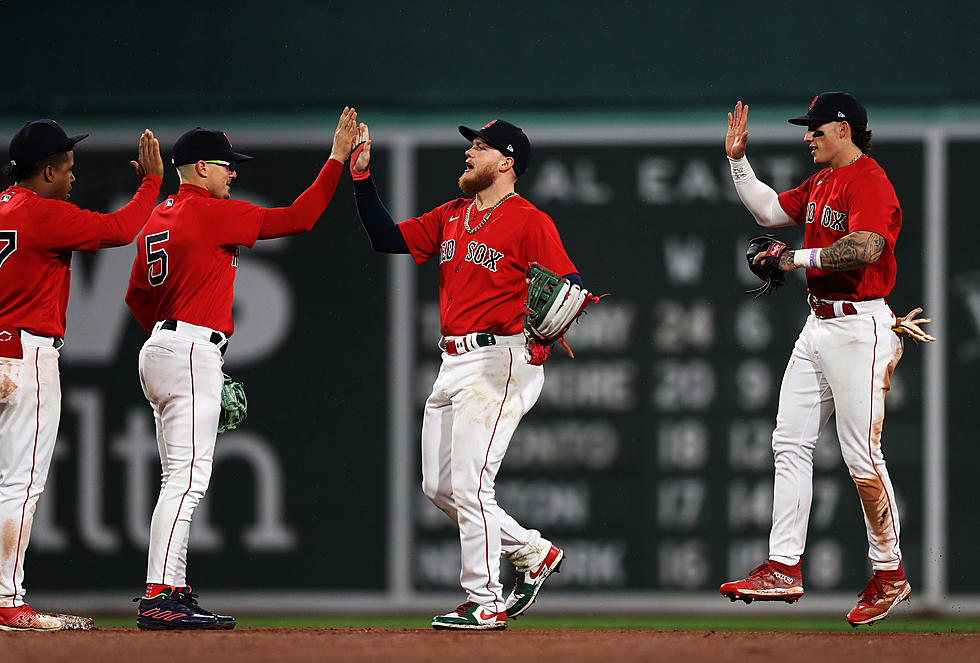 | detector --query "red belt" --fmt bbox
[443,333,497,356]
[809,297,857,319]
